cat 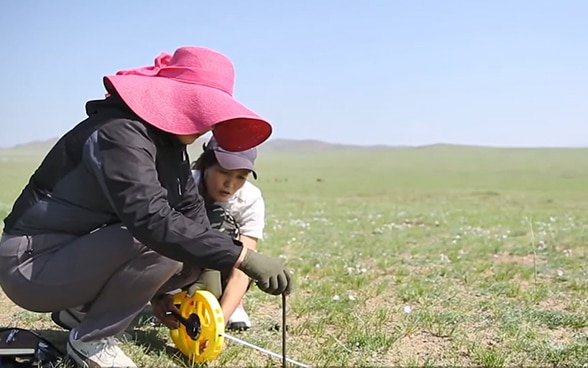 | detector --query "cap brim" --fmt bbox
[214,150,258,179]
